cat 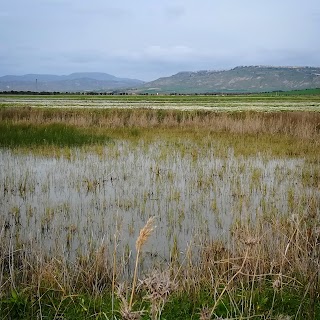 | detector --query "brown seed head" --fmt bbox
[136,216,156,251]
